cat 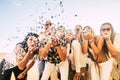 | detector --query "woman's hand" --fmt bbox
[102,34,110,41]
[28,46,39,55]
[74,72,81,80]
[83,31,94,40]
[88,33,94,42]
[17,72,26,79]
